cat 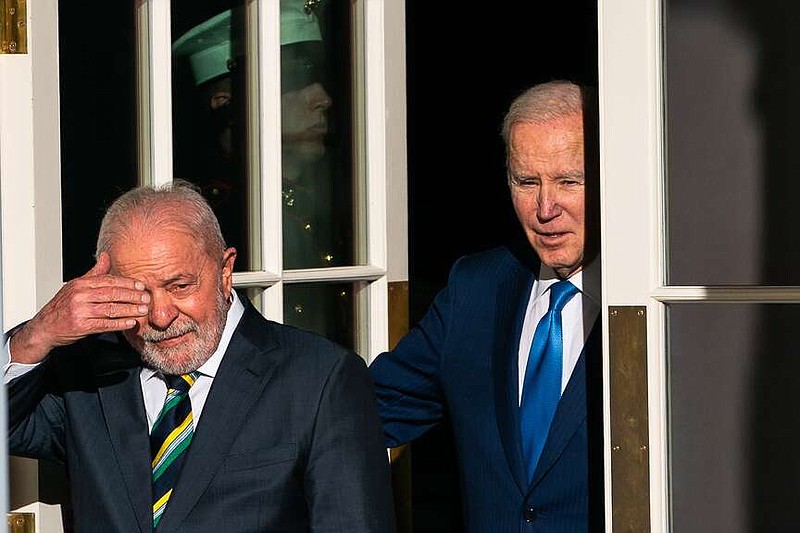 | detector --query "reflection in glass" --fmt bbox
[172,3,255,270]
[668,303,800,532]
[281,0,355,269]
[666,1,800,285]
[171,1,357,272]
[283,282,358,350]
